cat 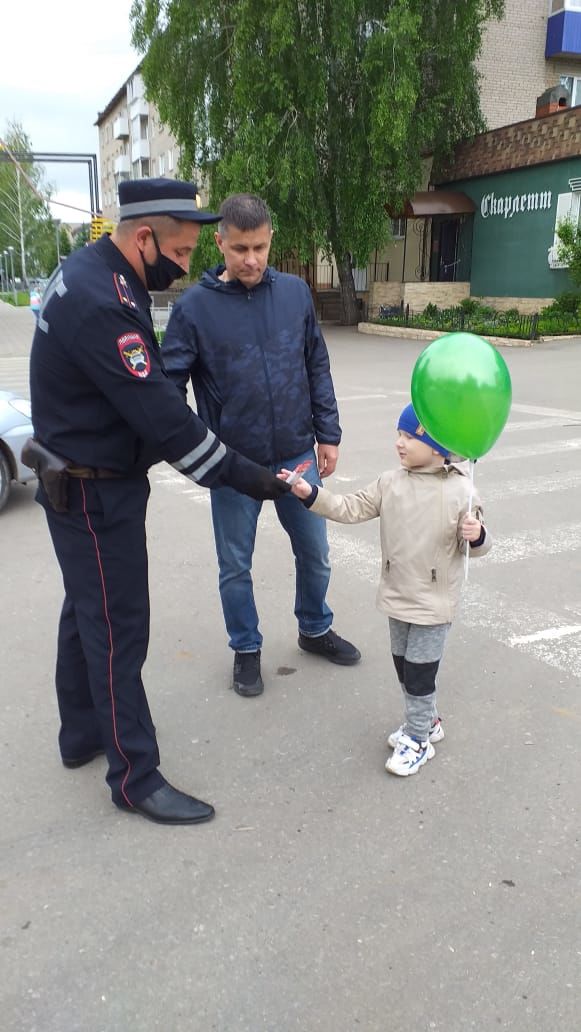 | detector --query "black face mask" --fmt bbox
[141,229,186,291]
